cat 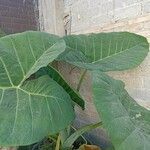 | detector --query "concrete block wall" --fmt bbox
[64,0,150,37]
